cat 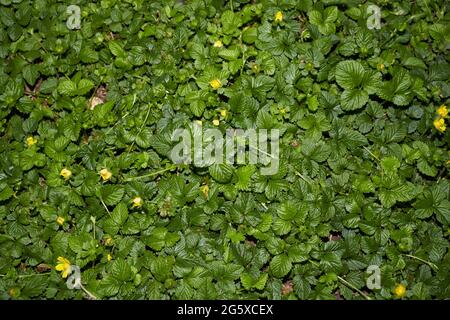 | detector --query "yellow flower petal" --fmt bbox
[275,11,283,22]
[132,196,143,208]
[57,256,70,264]
[104,236,113,246]
[393,284,406,298]
[434,117,446,133]
[55,264,65,271]
[209,79,222,90]
[56,216,65,225]
[55,256,72,278]
[100,168,112,181]
[60,168,72,180]
[437,104,448,118]
[62,269,71,278]
[200,185,209,198]
[26,136,37,146]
